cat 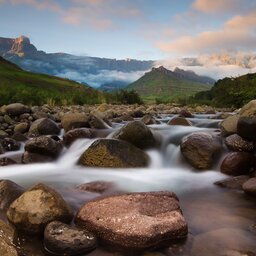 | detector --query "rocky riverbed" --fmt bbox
[0,102,256,256]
